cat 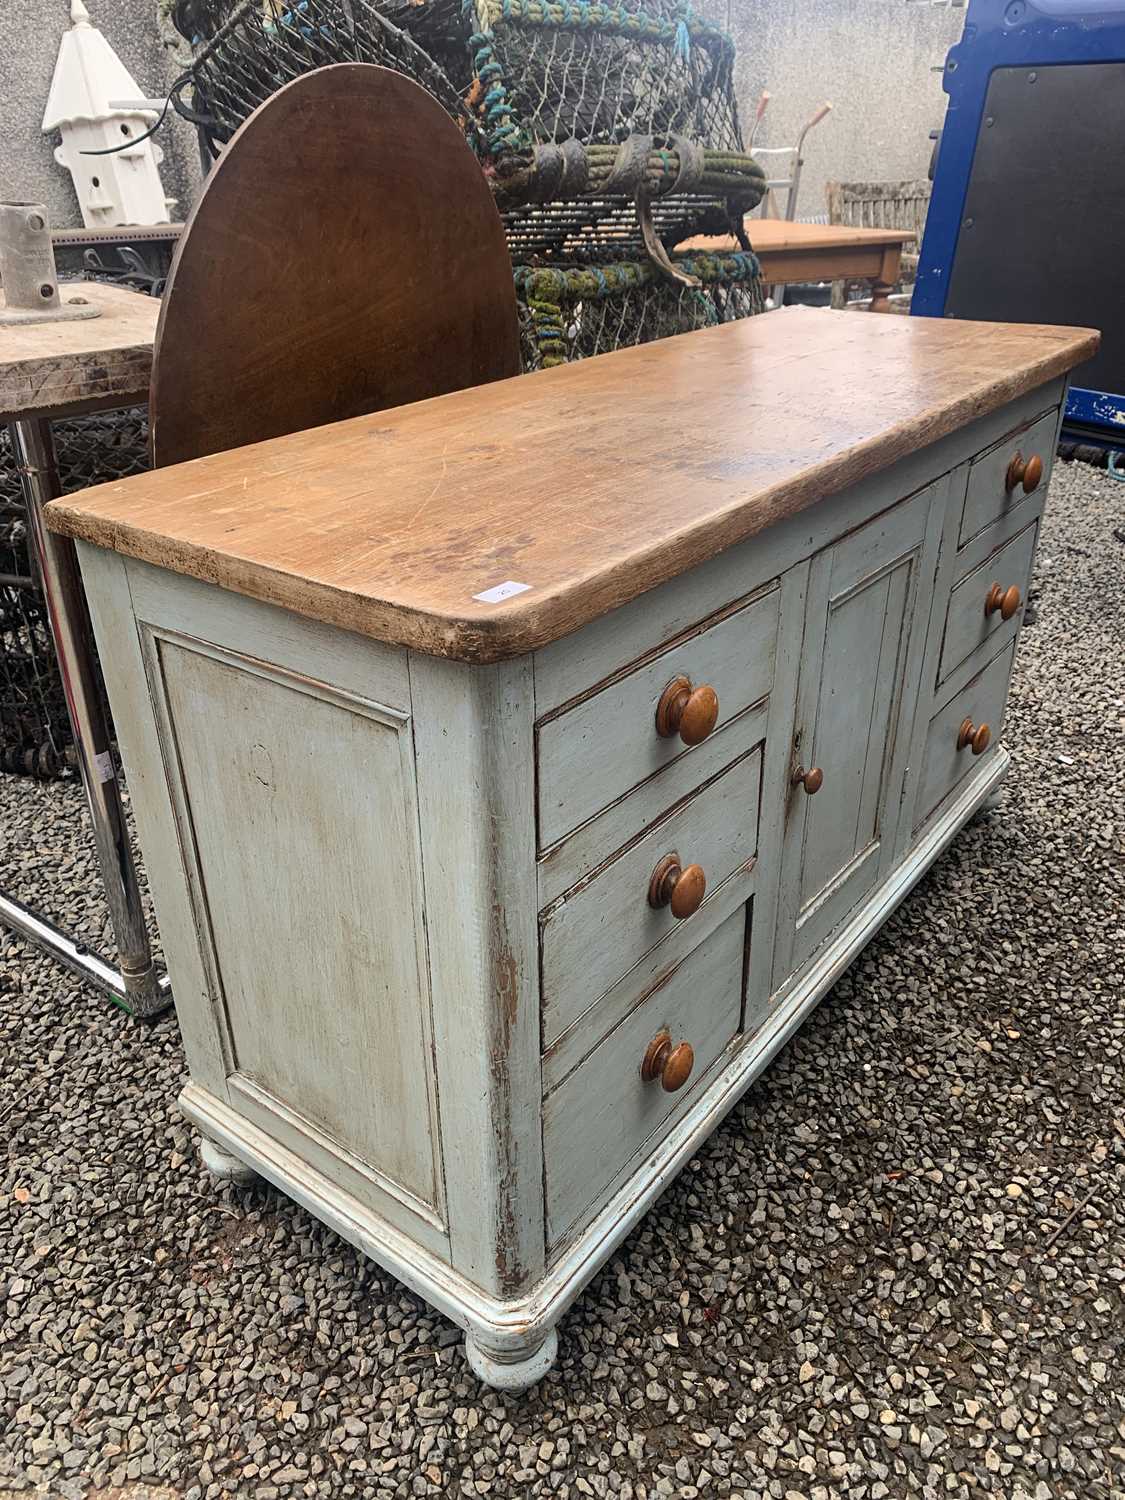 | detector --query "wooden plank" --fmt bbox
[47,312,1097,663]
[0,282,156,421]
[681,220,918,254]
